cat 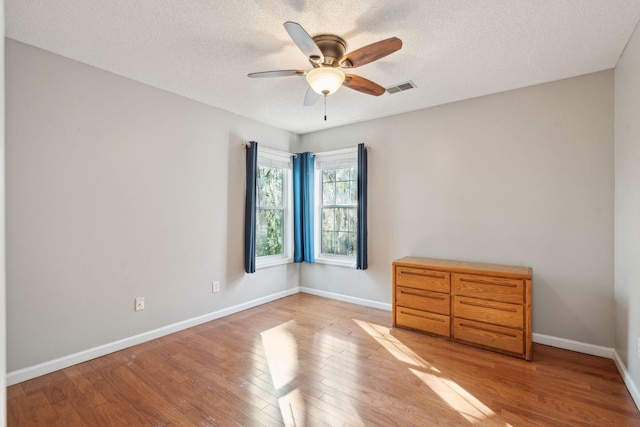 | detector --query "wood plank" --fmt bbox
[49,399,84,427]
